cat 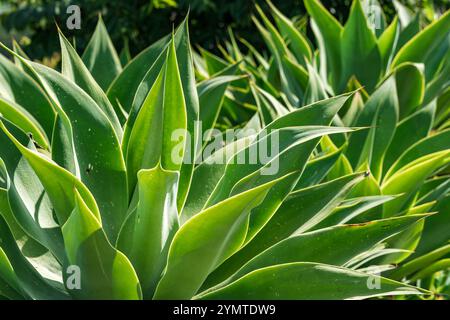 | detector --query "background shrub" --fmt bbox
[1,0,448,63]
